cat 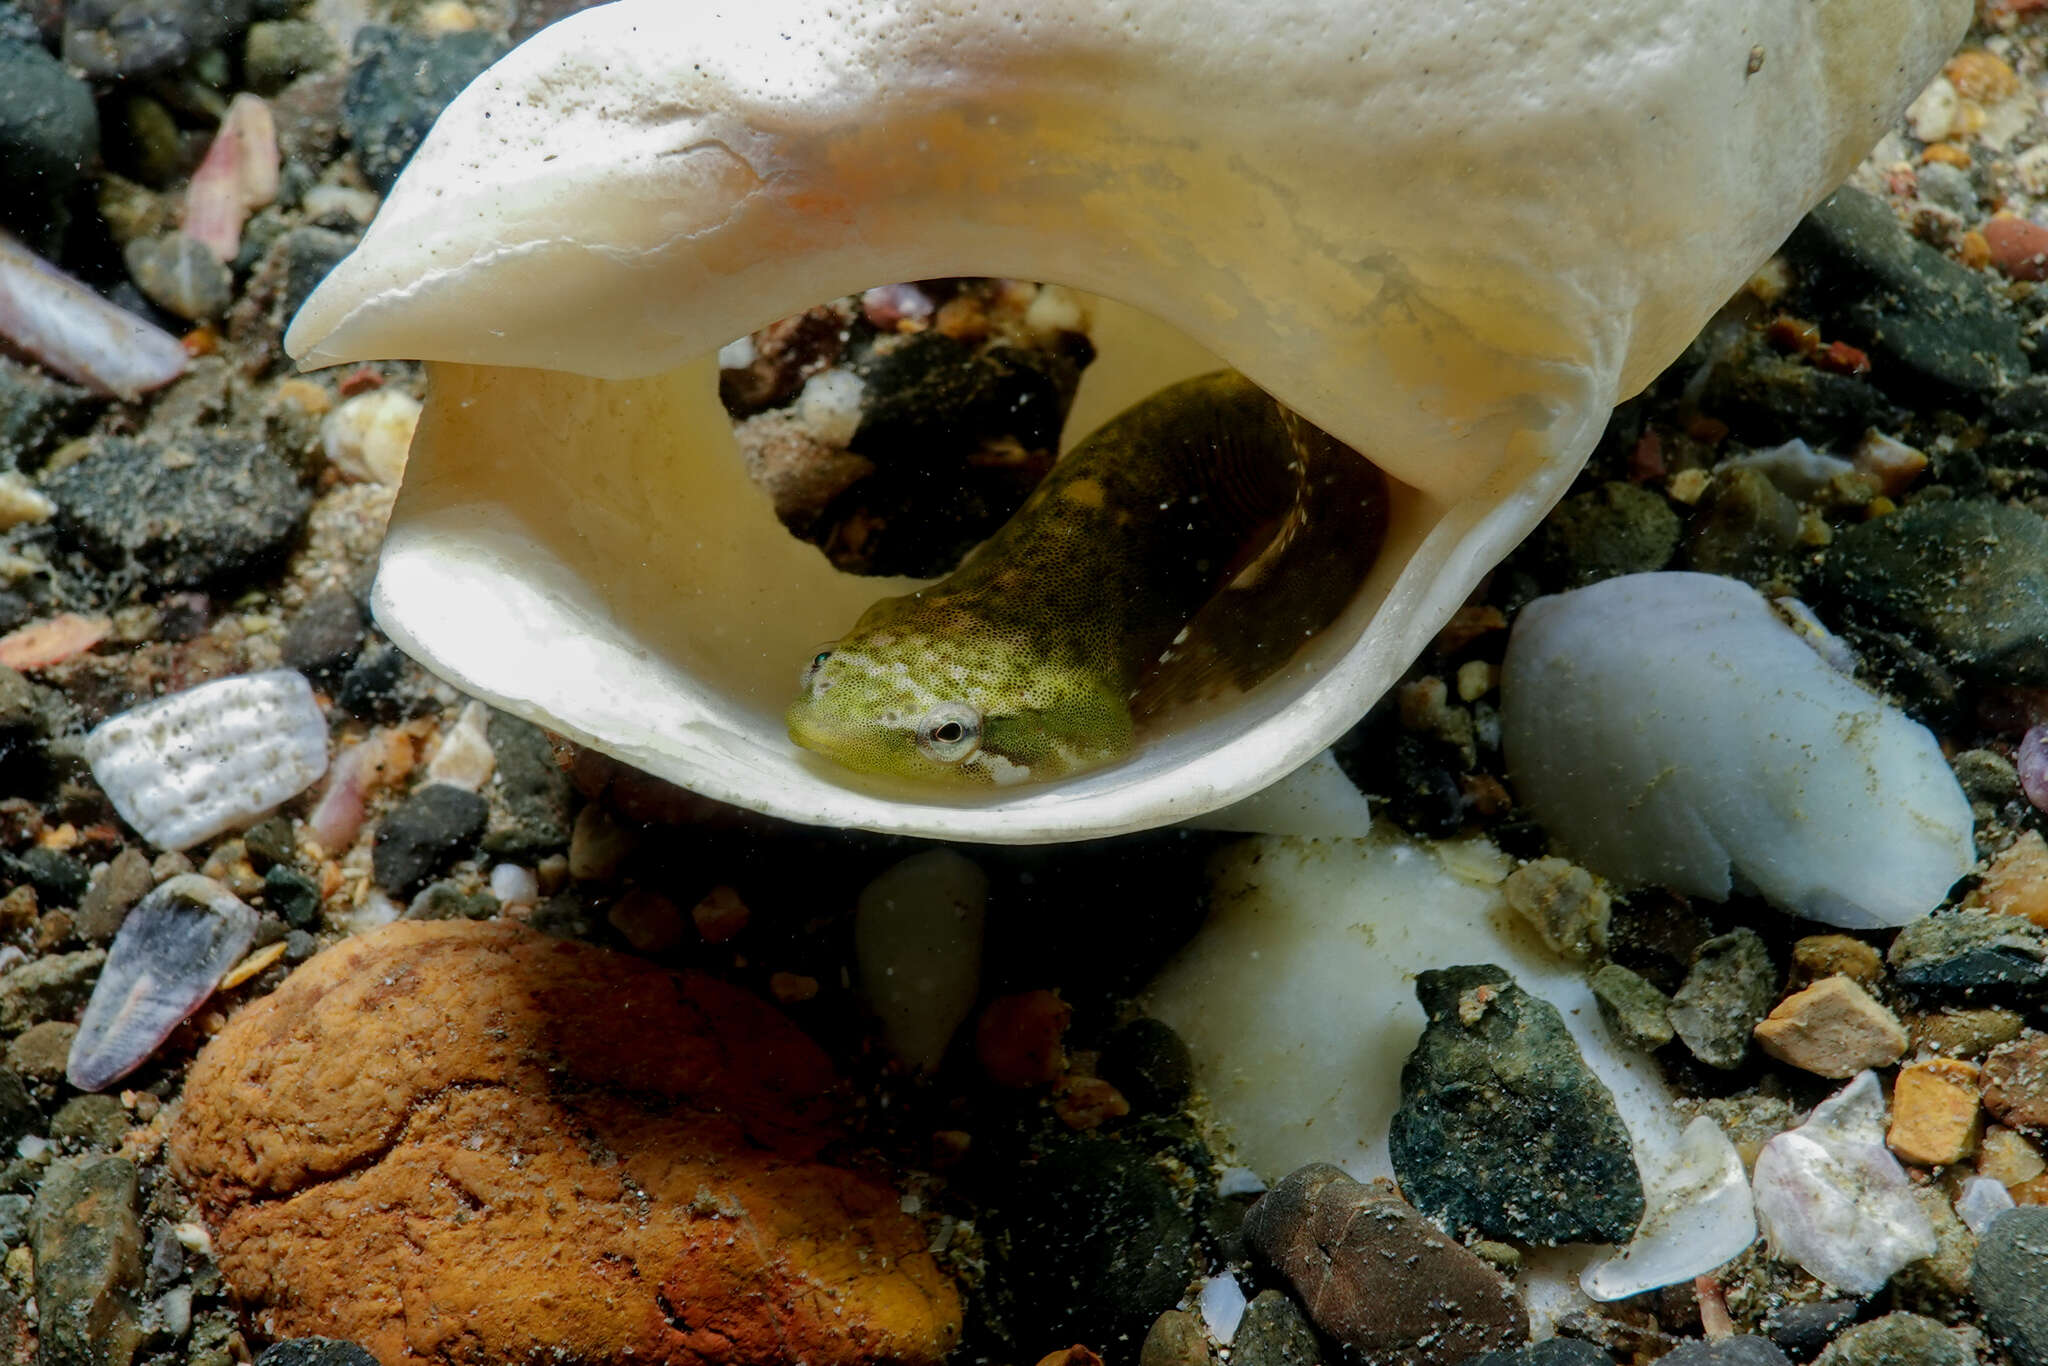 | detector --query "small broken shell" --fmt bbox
[66,874,258,1092]
[85,669,330,851]
[286,0,1965,840]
